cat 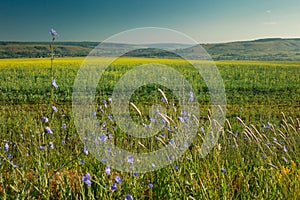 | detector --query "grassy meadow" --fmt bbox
[0,57,300,199]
